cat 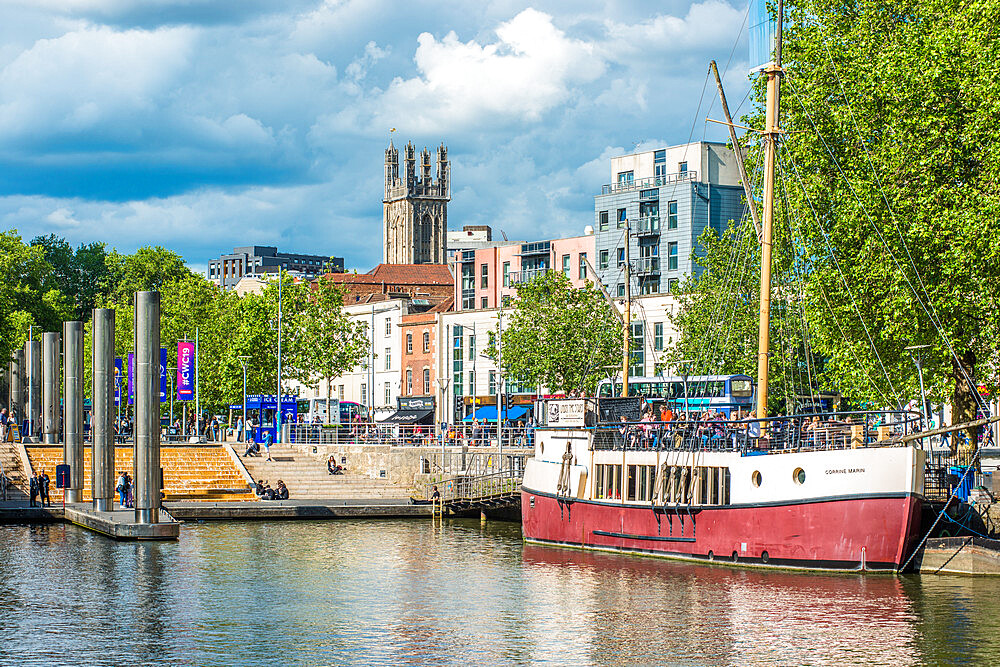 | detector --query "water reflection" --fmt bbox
[1,521,1000,665]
